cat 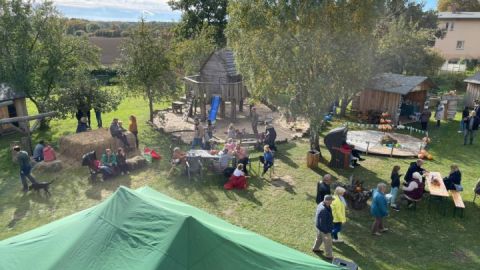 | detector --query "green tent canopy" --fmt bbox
[0,186,339,270]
